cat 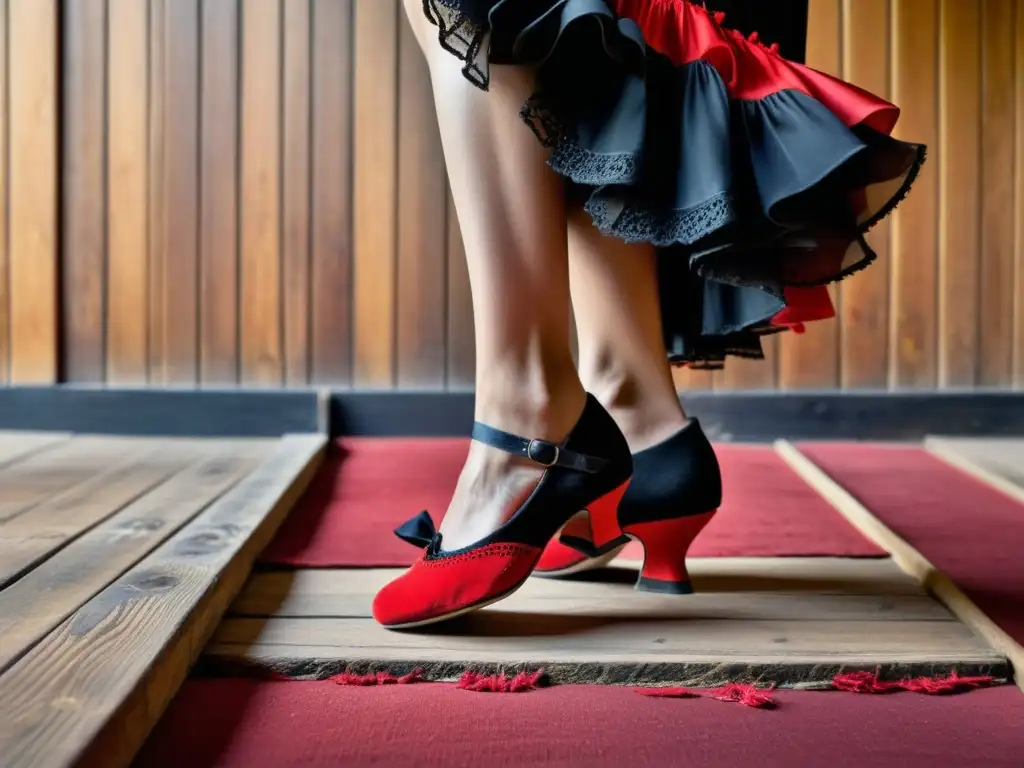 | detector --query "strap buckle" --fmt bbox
[526,439,560,468]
